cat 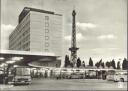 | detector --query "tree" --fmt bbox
[122,58,128,70]
[95,62,100,68]
[64,55,70,67]
[76,57,81,68]
[101,62,105,68]
[98,59,102,68]
[99,59,102,65]
[82,61,85,67]
[89,57,93,66]
[70,62,74,68]
[111,59,116,69]
[117,61,120,69]
[105,61,111,68]
[95,62,98,67]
